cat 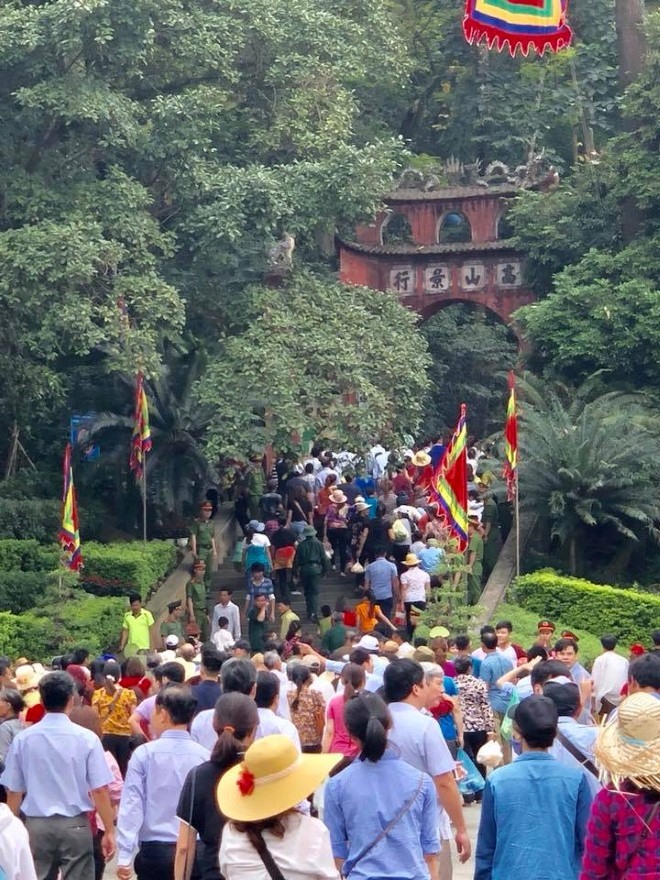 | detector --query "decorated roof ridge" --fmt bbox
[385,184,519,202]
[337,239,521,256]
